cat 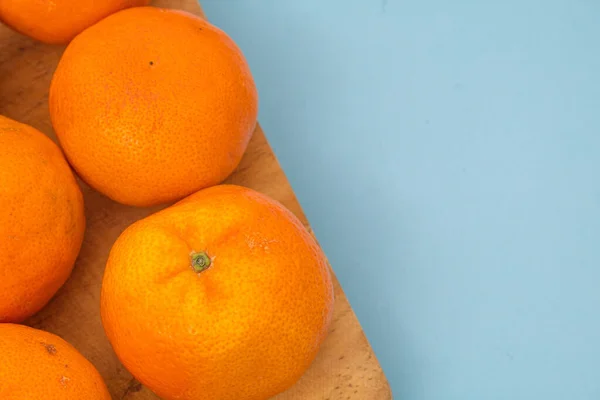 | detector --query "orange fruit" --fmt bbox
[49,7,258,207]
[101,185,334,400]
[0,324,111,399]
[0,115,85,323]
[0,0,149,44]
